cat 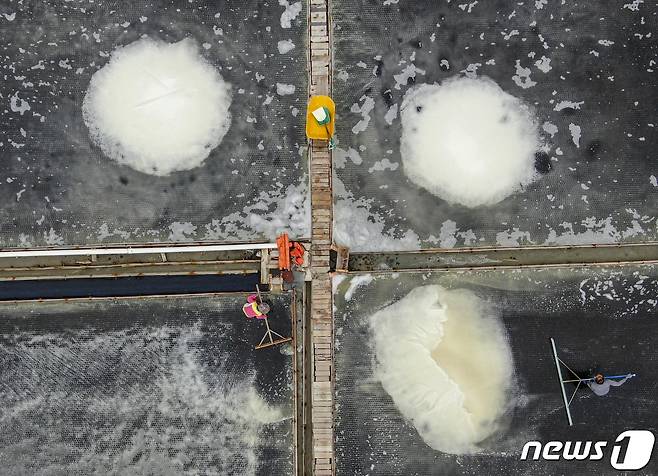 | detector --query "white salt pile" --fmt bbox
[370,285,514,454]
[400,77,541,207]
[83,38,232,176]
